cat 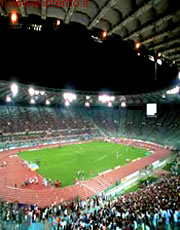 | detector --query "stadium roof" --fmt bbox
[0,0,180,93]
[1,80,180,106]
[0,0,179,64]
